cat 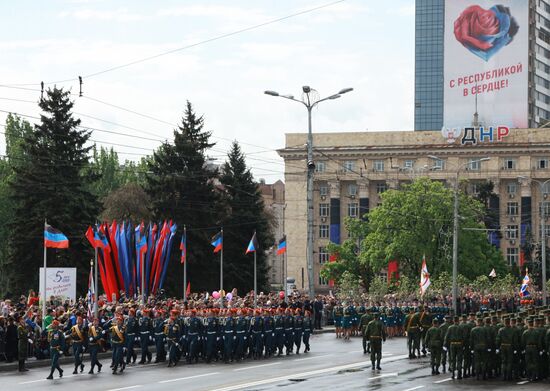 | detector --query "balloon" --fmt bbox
[212,291,220,299]
[226,292,233,301]
[279,291,285,299]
